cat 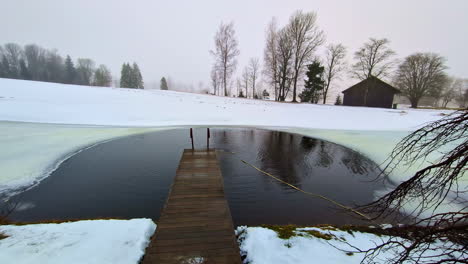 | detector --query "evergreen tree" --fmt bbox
[19,59,31,80]
[132,62,144,89]
[120,63,131,88]
[334,95,342,105]
[64,55,76,84]
[298,60,325,103]
[160,77,168,90]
